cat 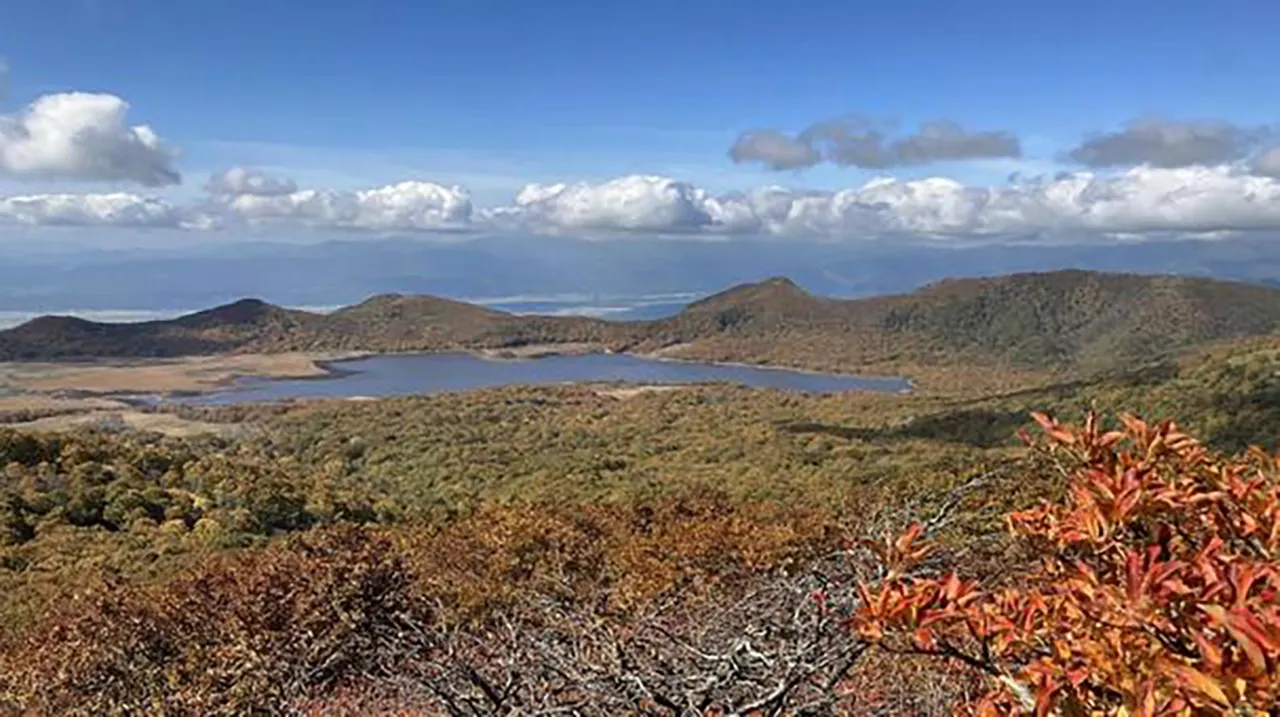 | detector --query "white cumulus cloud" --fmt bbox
[505,176,723,233]
[0,93,180,186]
[218,176,472,232]
[0,192,185,227]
